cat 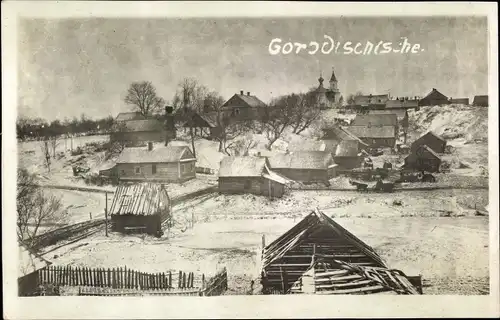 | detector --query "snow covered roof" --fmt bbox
[117,119,164,132]
[116,145,195,164]
[352,114,398,127]
[347,125,397,139]
[218,156,267,177]
[354,94,390,106]
[335,140,361,157]
[268,151,334,170]
[109,183,171,216]
[116,112,147,122]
